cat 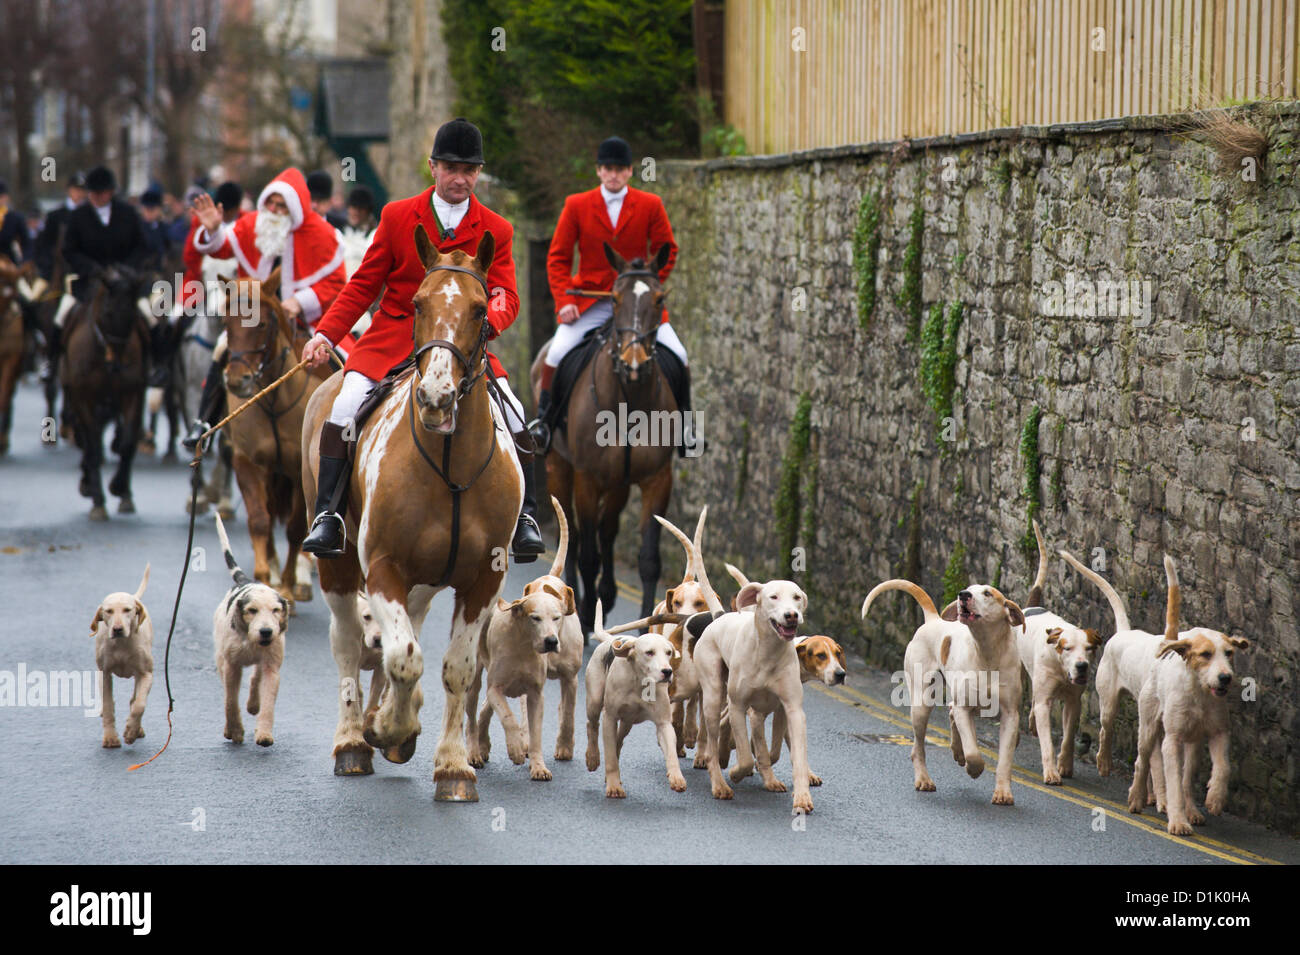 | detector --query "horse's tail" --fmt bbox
[548,495,568,579]
[214,514,253,587]
[860,579,942,624]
